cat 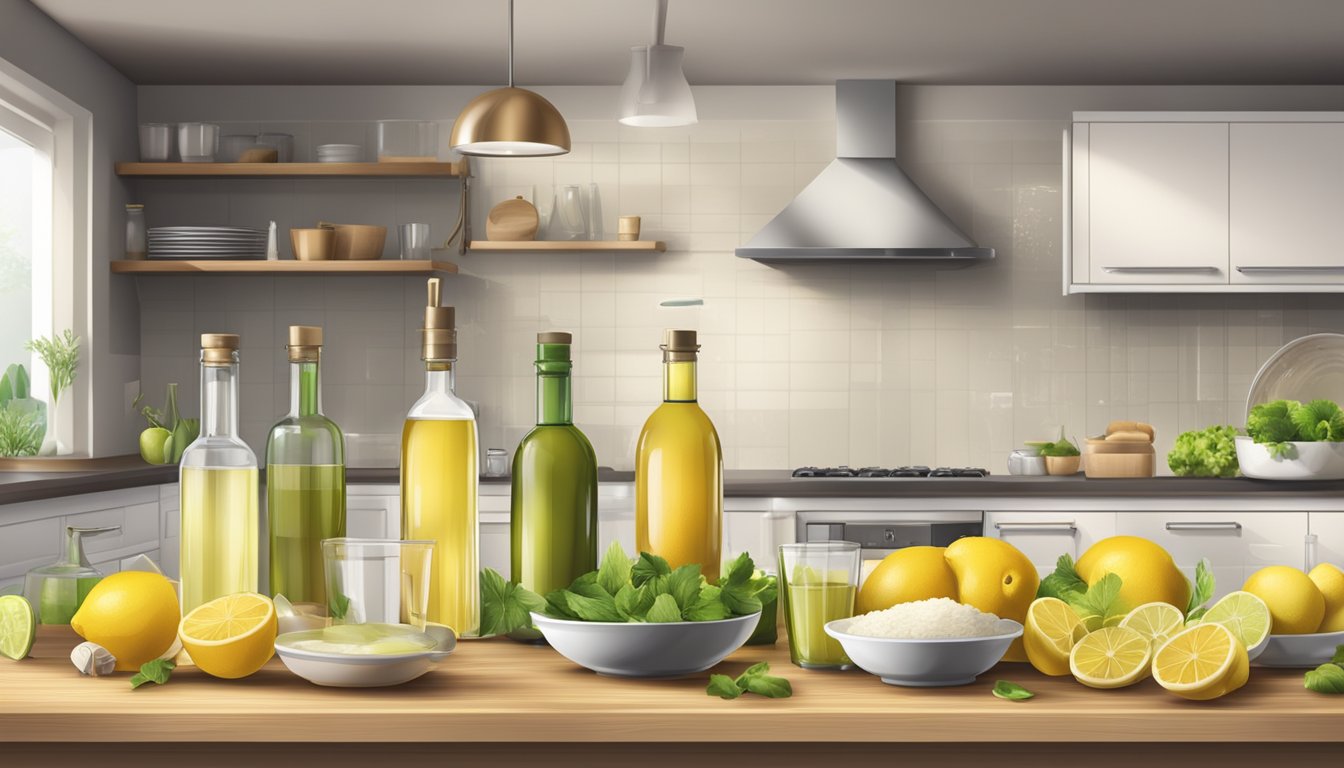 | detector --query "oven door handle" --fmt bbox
[994,521,1078,535]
